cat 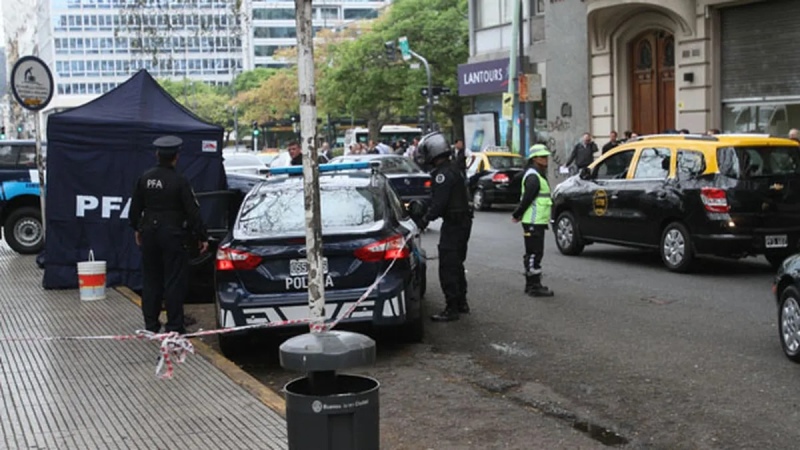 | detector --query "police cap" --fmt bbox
[153,135,183,156]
